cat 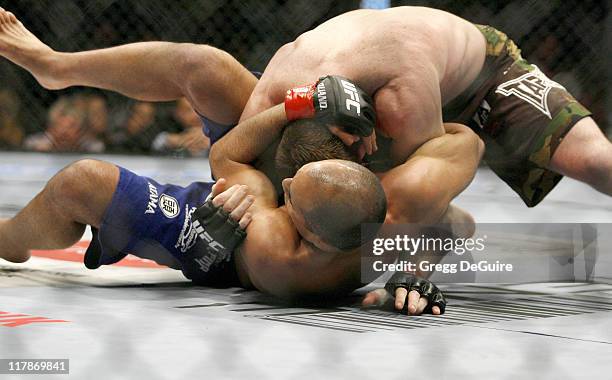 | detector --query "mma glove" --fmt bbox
[284,75,377,137]
[384,272,447,314]
[191,198,247,261]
